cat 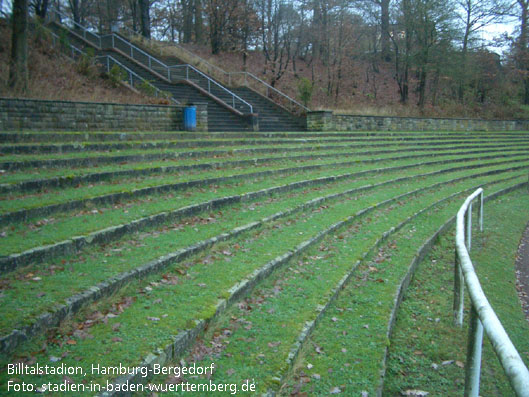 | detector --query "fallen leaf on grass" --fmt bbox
[401,390,429,396]
[455,361,464,368]
[63,376,74,384]
[147,317,160,322]
[330,386,341,394]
